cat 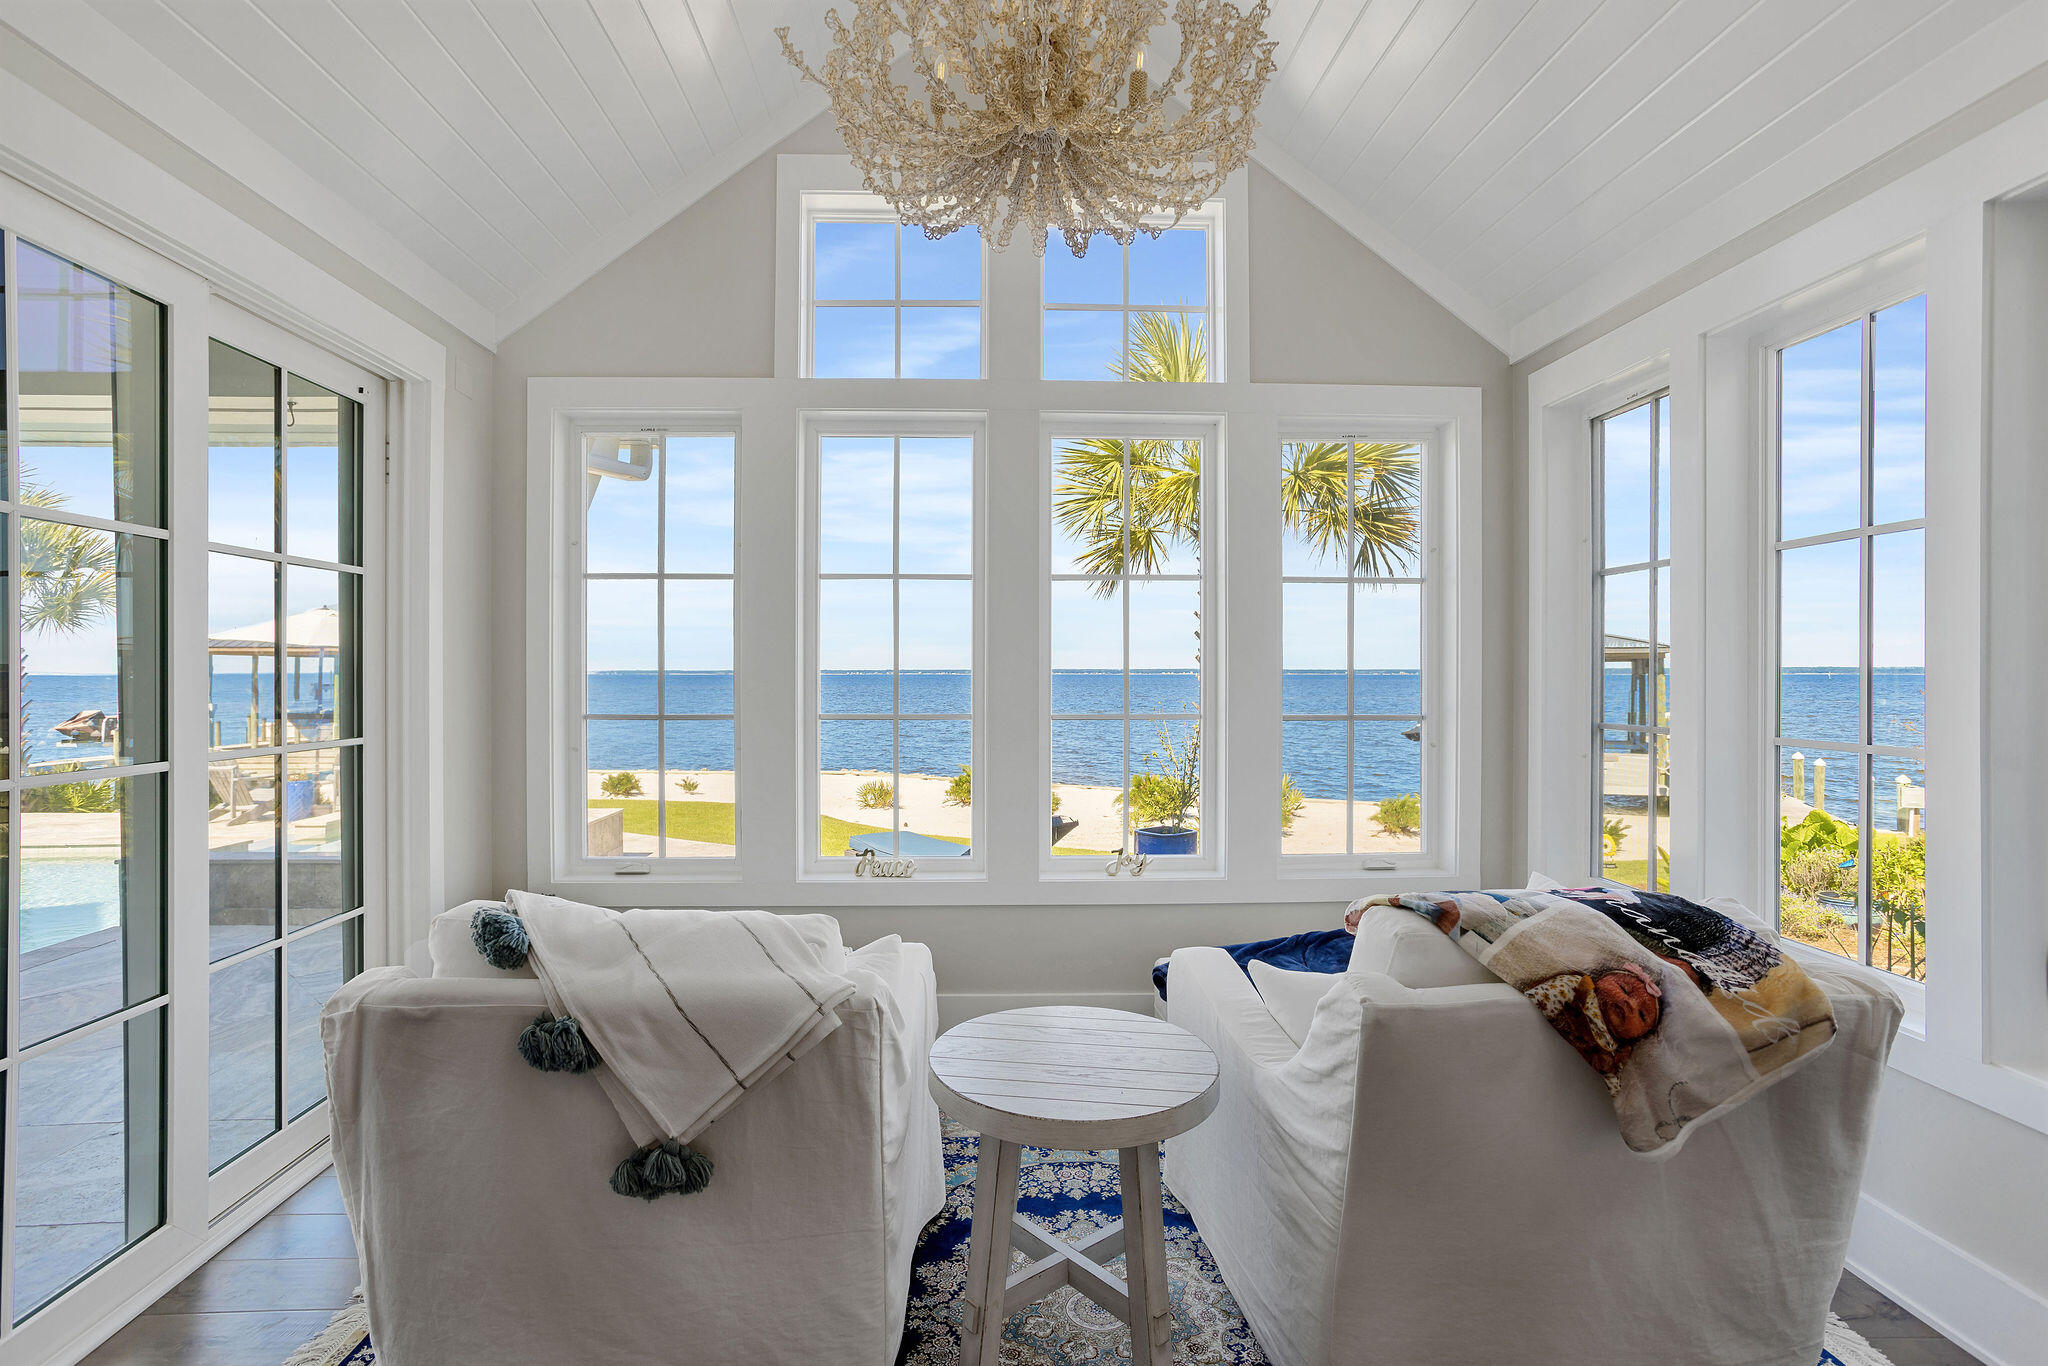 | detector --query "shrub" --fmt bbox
[1781,808,1858,863]
[1781,848,1846,900]
[1373,792,1421,837]
[1280,774,1306,833]
[1601,815,1627,859]
[944,764,972,807]
[856,778,894,810]
[1050,789,1062,814]
[676,775,700,796]
[600,771,643,798]
[23,767,117,813]
[1116,725,1199,829]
